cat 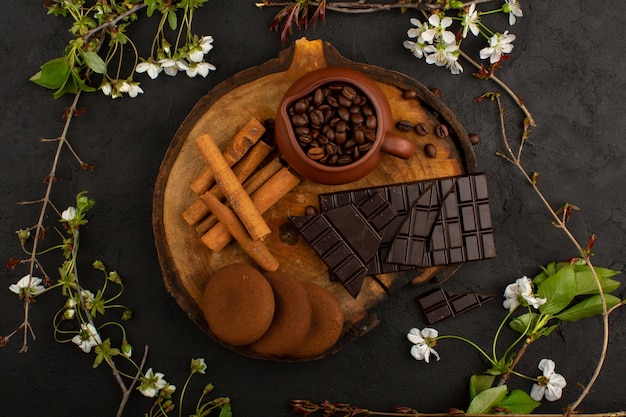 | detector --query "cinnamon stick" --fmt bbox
[190,117,265,195]
[201,167,301,251]
[182,140,274,226]
[195,133,271,241]
[194,158,284,234]
[199,193,279,272]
